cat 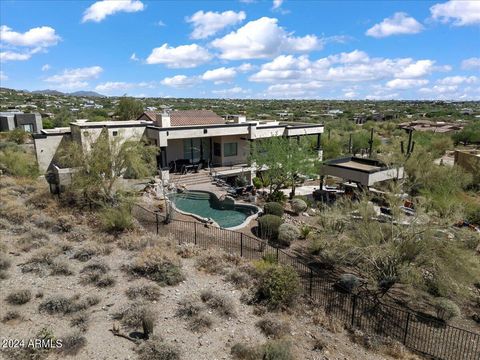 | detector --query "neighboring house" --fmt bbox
[454,150,480,175]
[0,111,43,133]
[397,120,464,133]
[33,110,324,182]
